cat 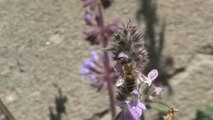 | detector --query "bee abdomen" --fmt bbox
[125,79,135,92]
